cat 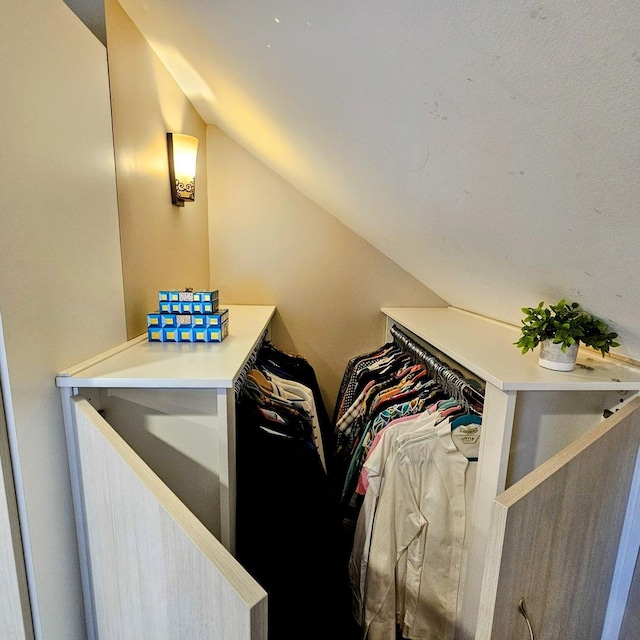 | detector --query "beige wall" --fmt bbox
[105,0,445,411]
[106,0,210,338]
[0,0,127,636]
[207,126,446,411]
